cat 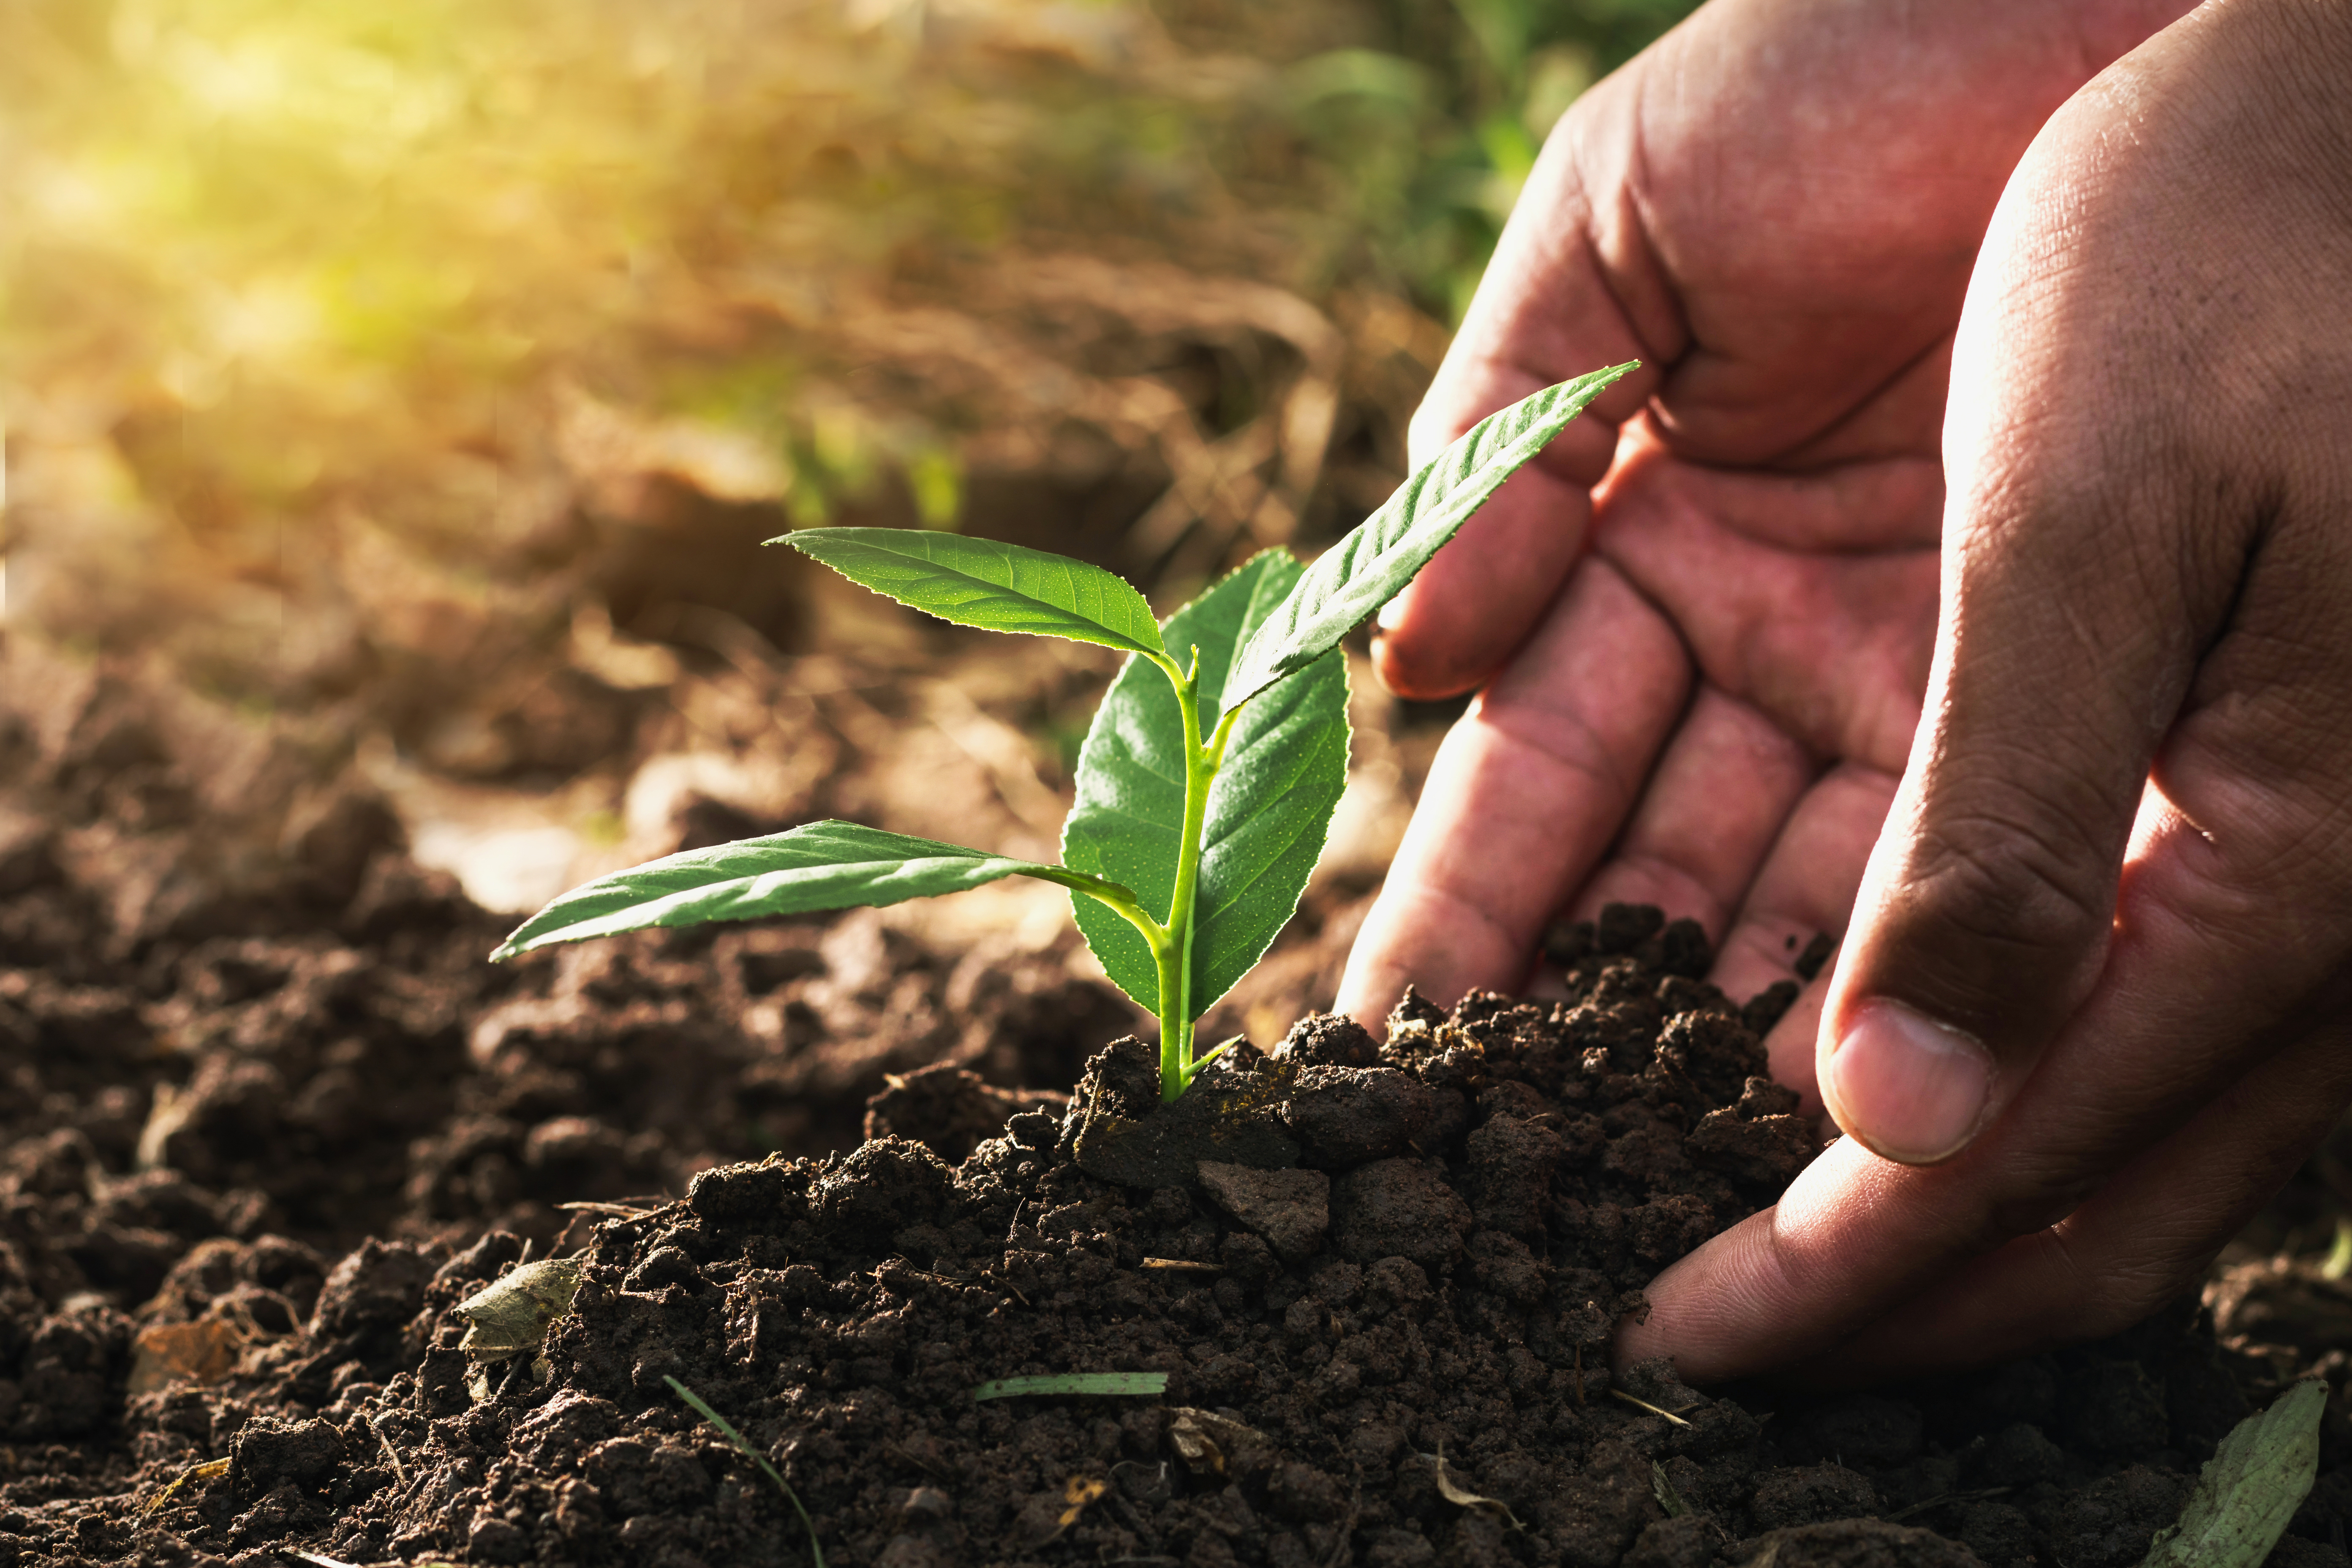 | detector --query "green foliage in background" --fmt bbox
[0,0,1696,575]
[1307,0,1703,317]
